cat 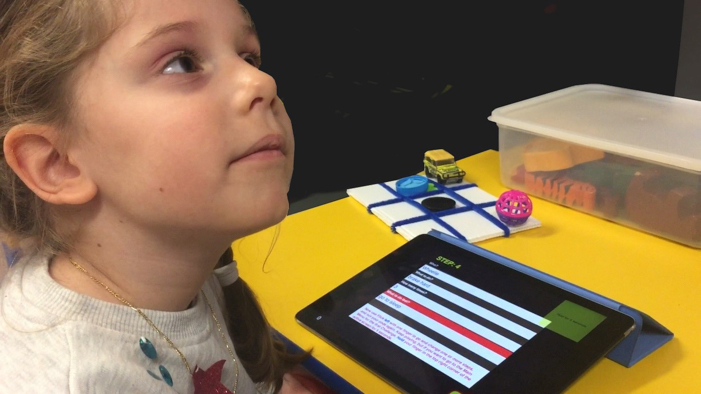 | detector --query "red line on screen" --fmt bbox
[384,289,513,358]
